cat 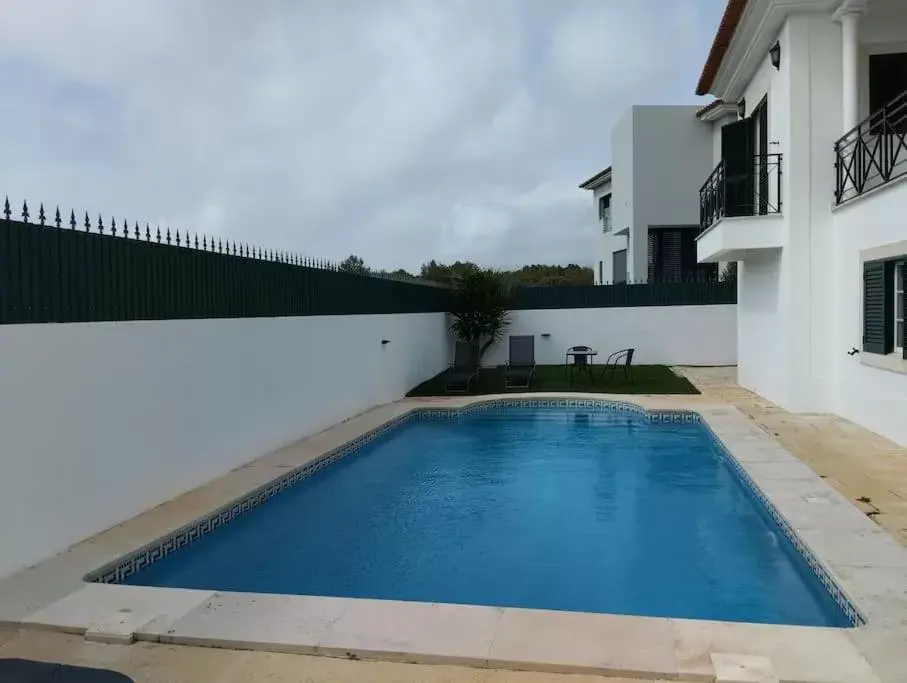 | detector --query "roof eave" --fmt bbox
[696,0,750,97]
[578,167,612,190]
